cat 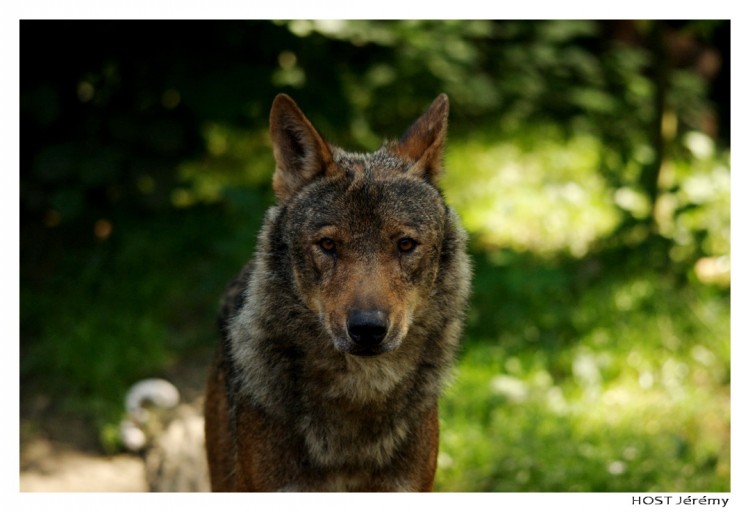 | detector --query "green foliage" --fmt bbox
[436,124,730,491]
[436,247,729,492]
[20,199,267,429]
[444,126,619,257]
